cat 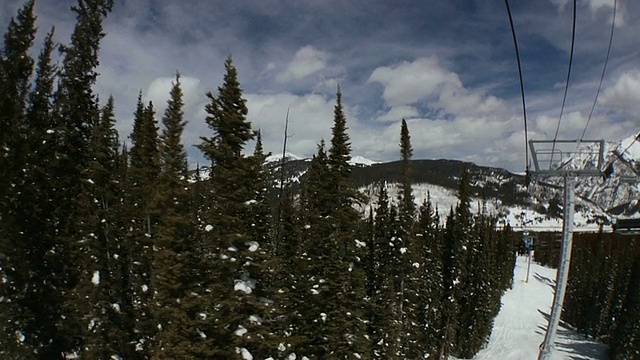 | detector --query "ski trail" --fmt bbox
[467,256,608,360]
